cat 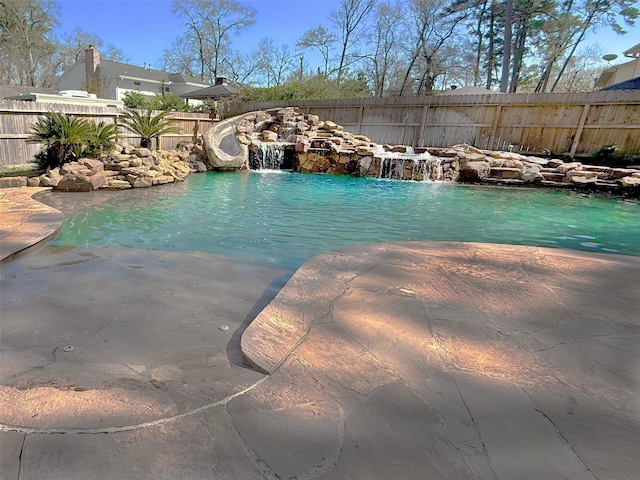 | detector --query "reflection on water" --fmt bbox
[40,171,640,270]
